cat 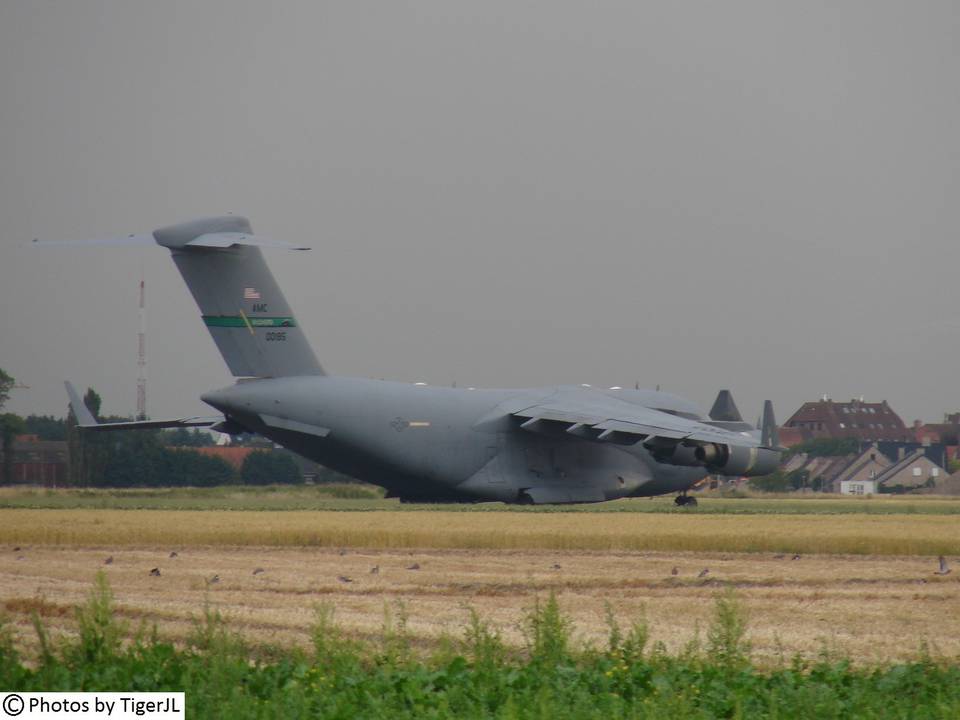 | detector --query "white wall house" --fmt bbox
[840,479,877,495]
